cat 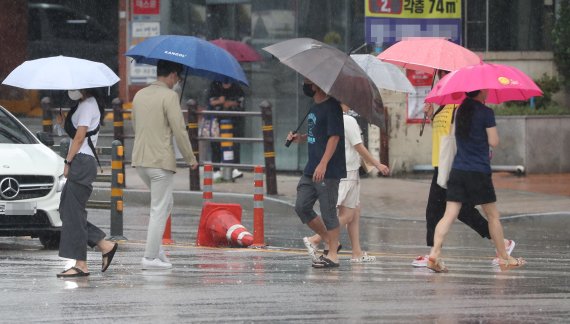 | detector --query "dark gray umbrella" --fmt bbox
[263,38,385,129]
